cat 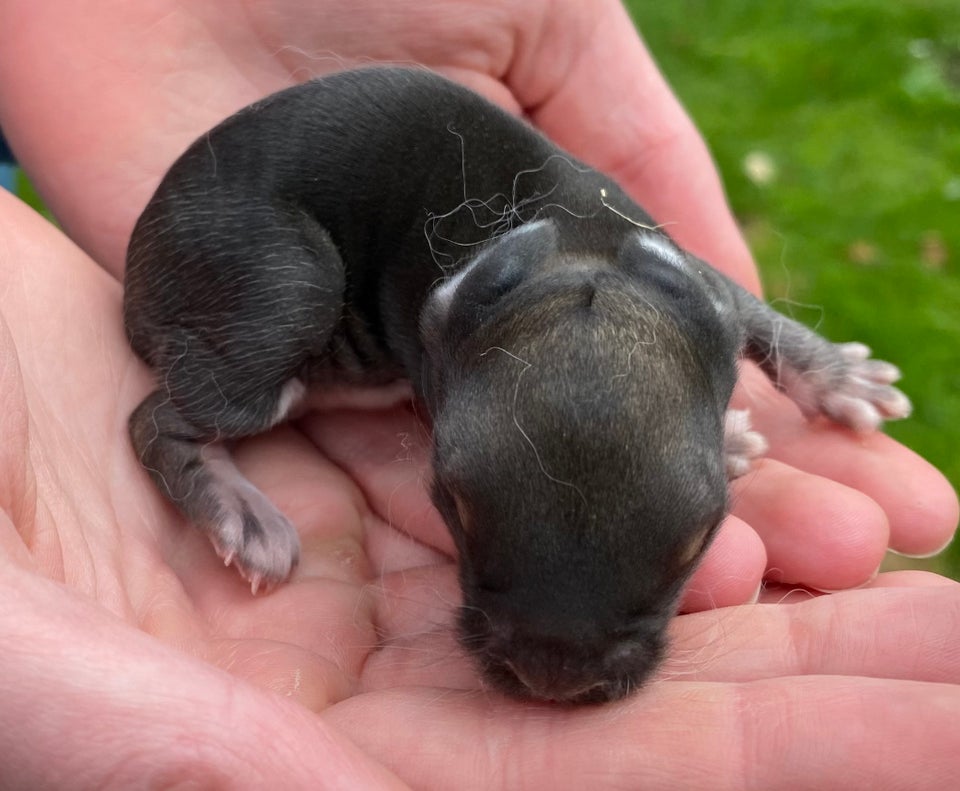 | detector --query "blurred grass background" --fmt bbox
[6,1,958,577]
[625,0,959,578]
